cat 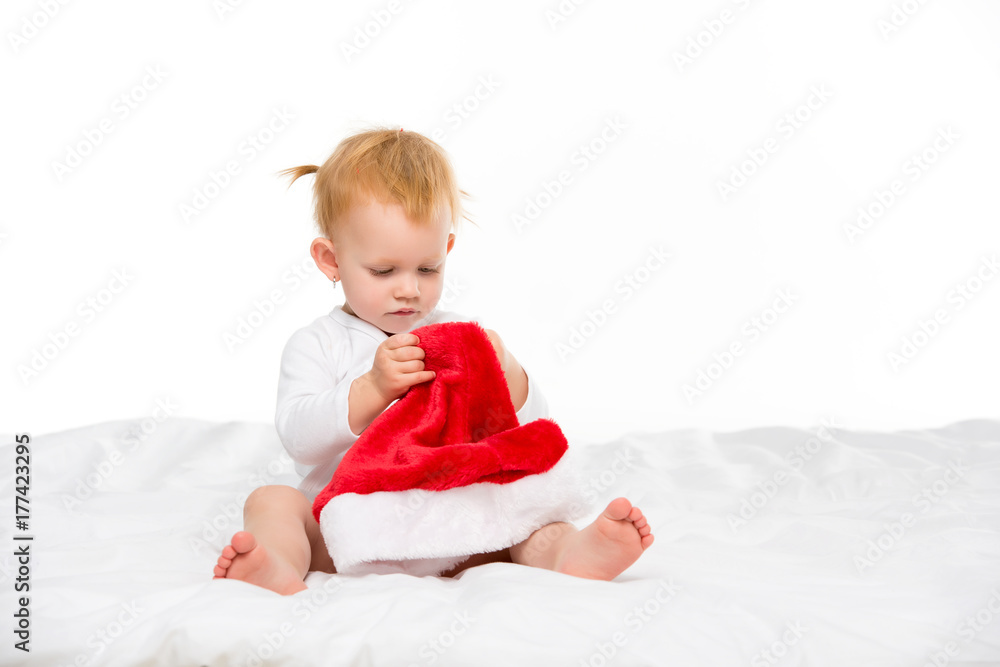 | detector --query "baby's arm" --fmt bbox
[275,328,436,465]
[348,333,435,434]
[275,327,366,466]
